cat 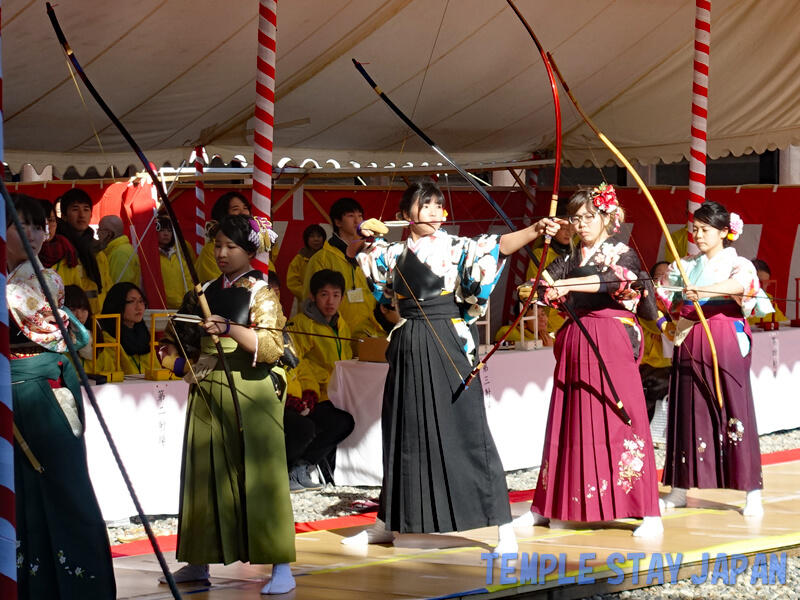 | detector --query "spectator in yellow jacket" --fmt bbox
[98,214,141,286]
[56,189,113,314]
[100,282,152,375]
[287,269,355,485]
[640,261,673,422]
[63,284,119,375]
[286,224,326,310]
[157,216,197,309]
[748,258,787,326]
[302,197,375,335]
[494,304,555,347]
[195,192,251,282]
